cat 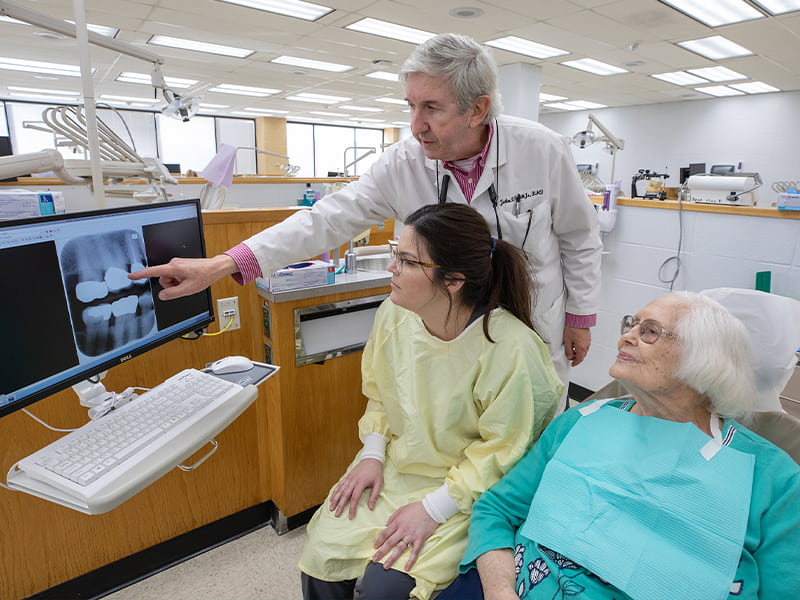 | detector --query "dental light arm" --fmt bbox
[571,114,624,183]
[343,147,377,176]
